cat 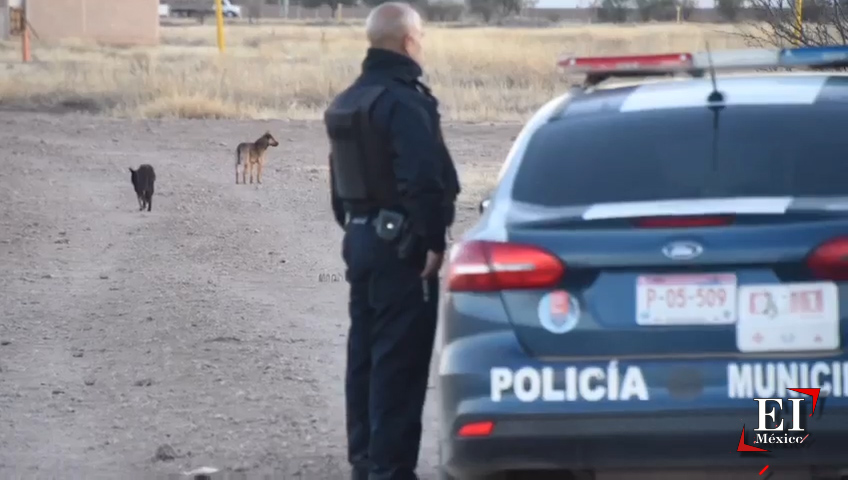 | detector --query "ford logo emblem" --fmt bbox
[662,241,704,260]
